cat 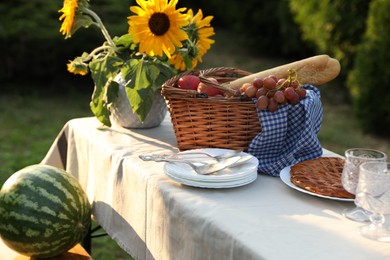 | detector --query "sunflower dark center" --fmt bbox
[149,13,170,36]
